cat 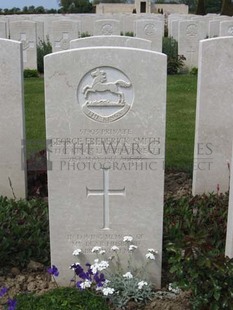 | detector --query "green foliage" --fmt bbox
[106,275,154,308]
[16,287,110,309]
[37,38,52,74]
[163,193,232,309]
[24,69,39,78]
[0,197,49,270]
[162,37,185,75]
[120,31,134,36]
[190,67,198,75]
[59,0,93,13]
[80,32,91,38]
[166,75,197,171]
